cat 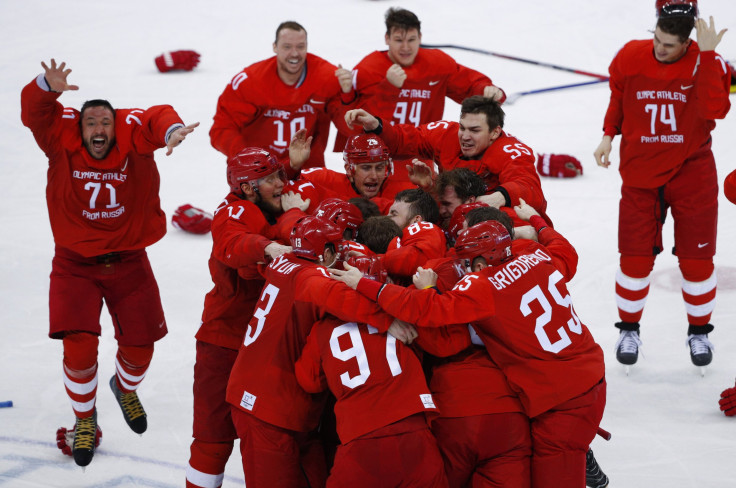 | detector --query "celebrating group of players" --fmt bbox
[21,1,736,488]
